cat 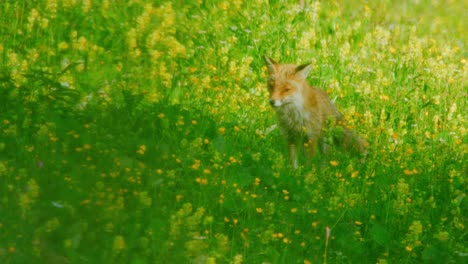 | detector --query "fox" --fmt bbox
[263,55,368,169]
